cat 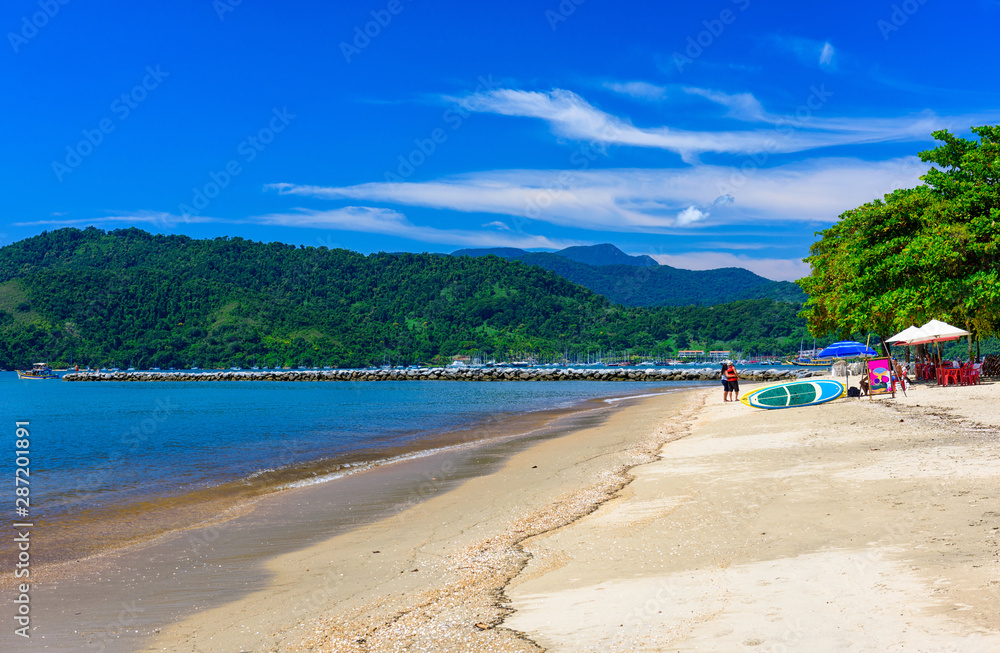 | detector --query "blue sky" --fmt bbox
[4,0,999,280]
